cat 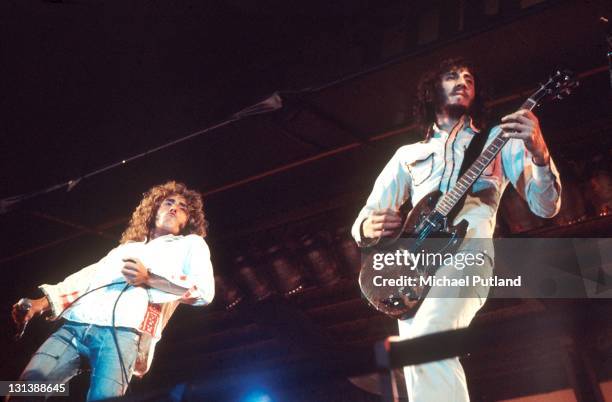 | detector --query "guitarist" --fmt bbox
[351,58,561,402]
